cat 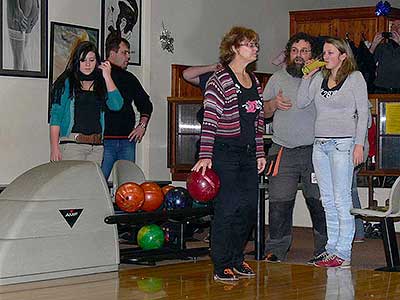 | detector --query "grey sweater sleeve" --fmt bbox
[352,72,369,145]
[297,73,323,109]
